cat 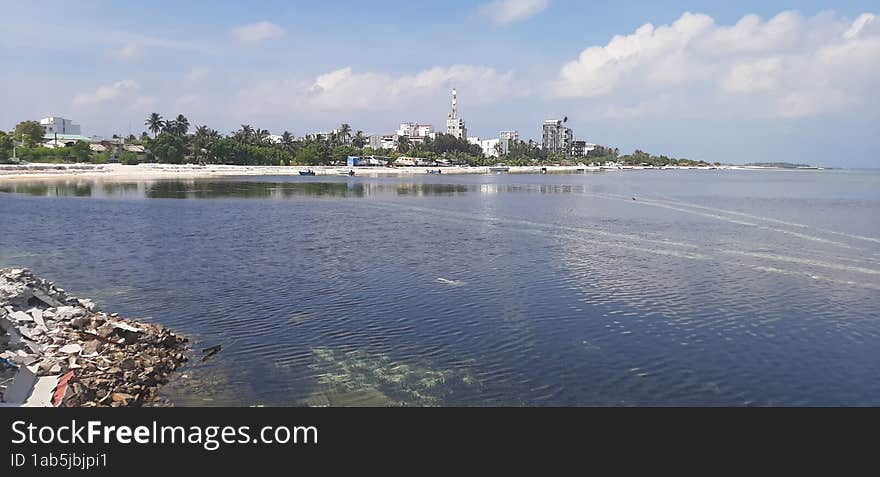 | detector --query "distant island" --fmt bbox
[743,162,818,169]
